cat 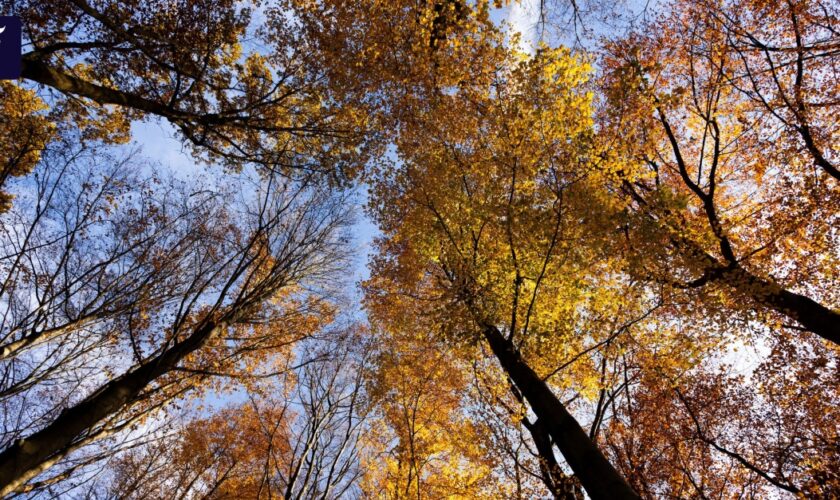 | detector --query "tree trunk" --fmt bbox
[481,323,639,500]
[0,319,222,495]
[720,266,840,346]
[523,416,583,499]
